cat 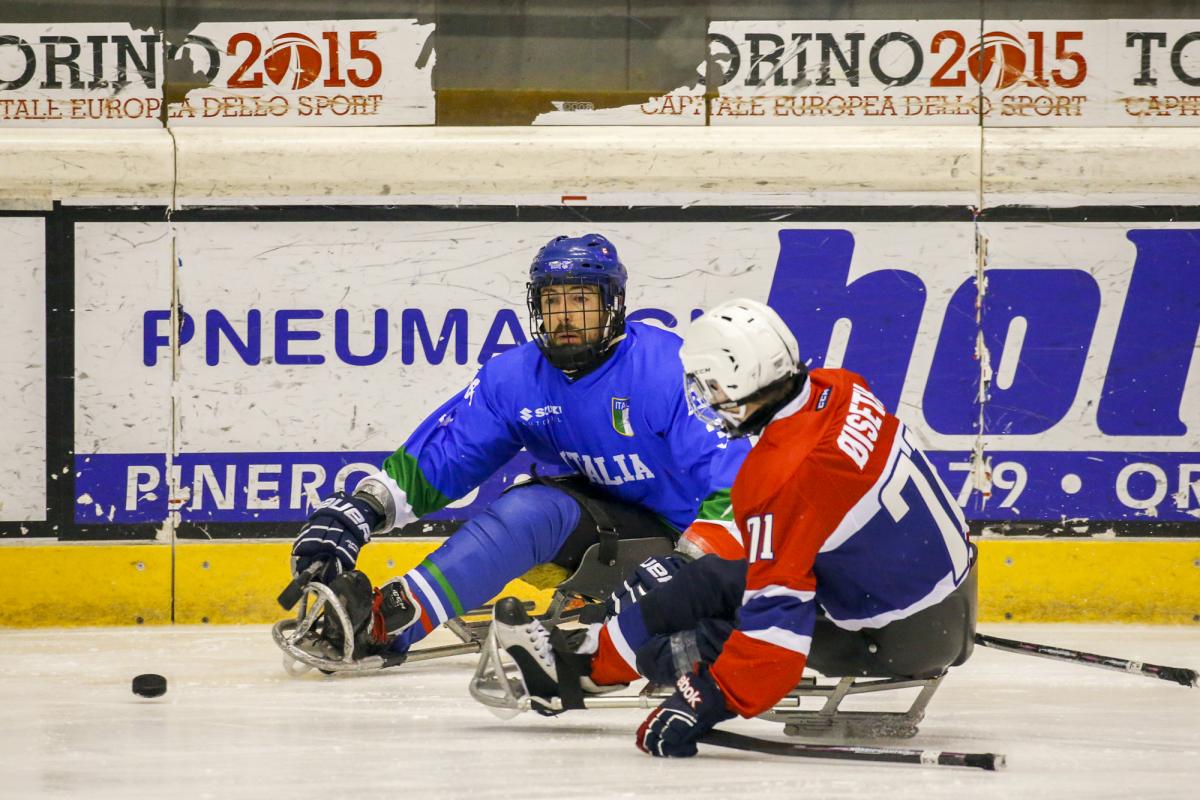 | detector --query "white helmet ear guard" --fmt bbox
[681,299,804,436]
